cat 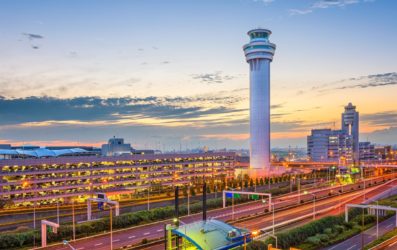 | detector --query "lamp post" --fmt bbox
[187,184,191,216]
[57,200,60,225]
[104,203,115,250]
[304,191,316,220]
[376,201,379,239]
[272,203,275,234]
[147,186,150,211]
[297,177,301,204]
[72,200,76,241]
